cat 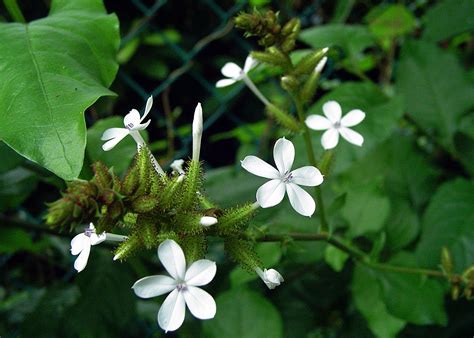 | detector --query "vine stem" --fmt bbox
[294,99,328,231]
[256,232,460,282]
